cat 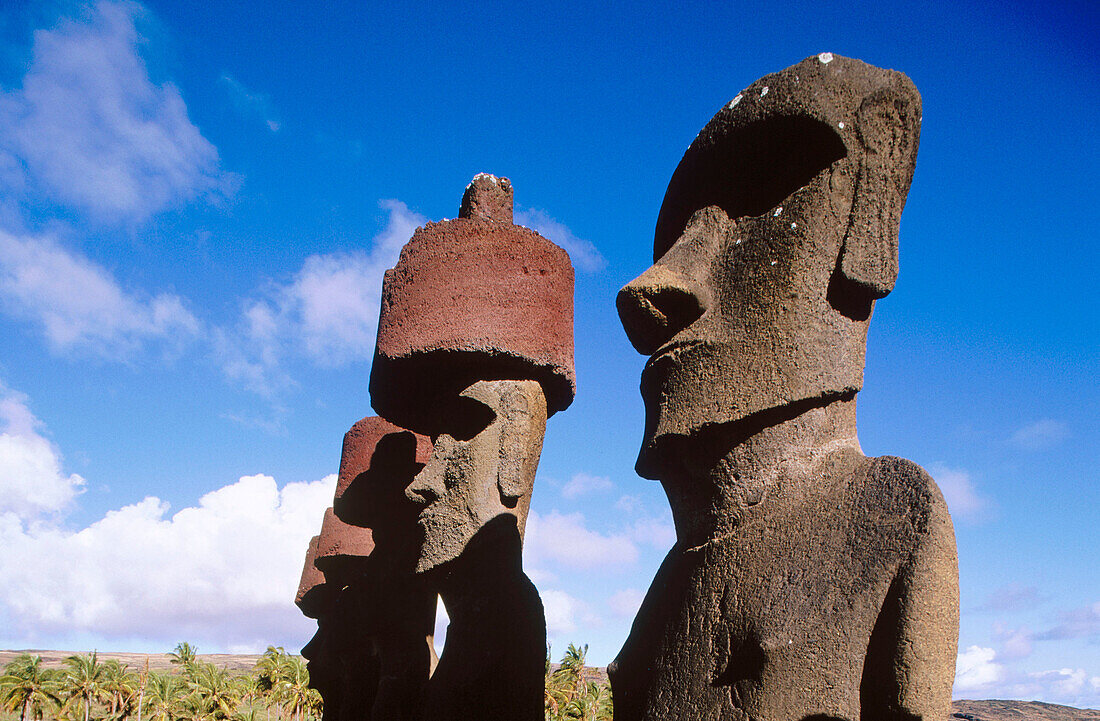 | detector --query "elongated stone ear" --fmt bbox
[839,79,922,299]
